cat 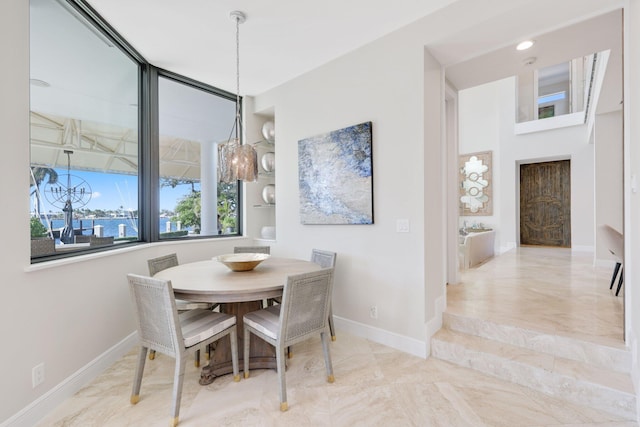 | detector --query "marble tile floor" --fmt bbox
[37,246,637,426]
[448,246,625,349]
[36,332,638,427]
